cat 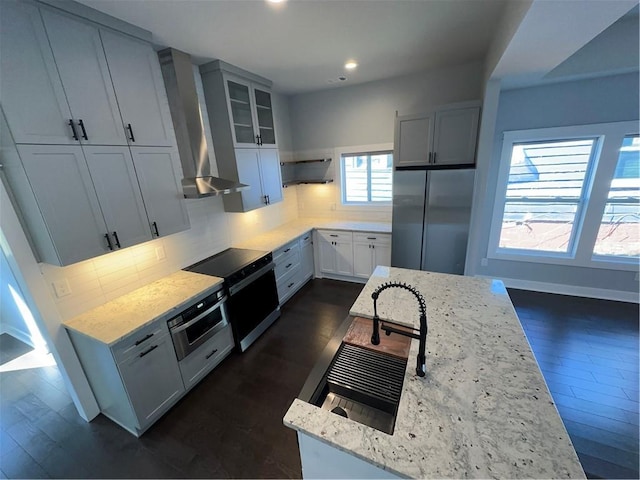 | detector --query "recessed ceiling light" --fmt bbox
[266,0,286,3]
[344,61,358,70]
